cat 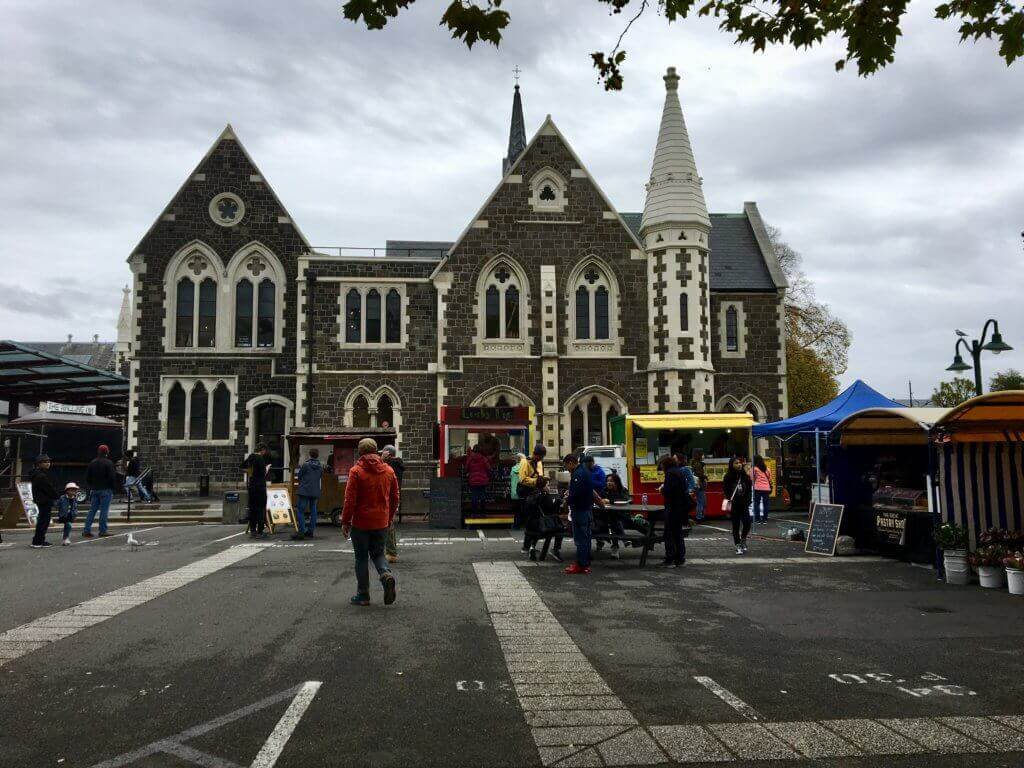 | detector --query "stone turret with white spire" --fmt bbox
[642,67,715,413]
[115,284,132,366]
